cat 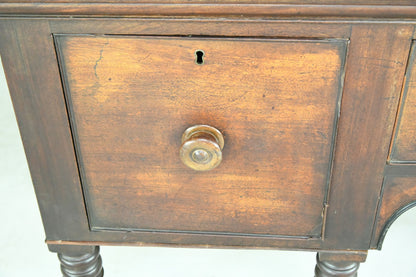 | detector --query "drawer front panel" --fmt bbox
[390,41,416,163]
[55,35,347,238]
